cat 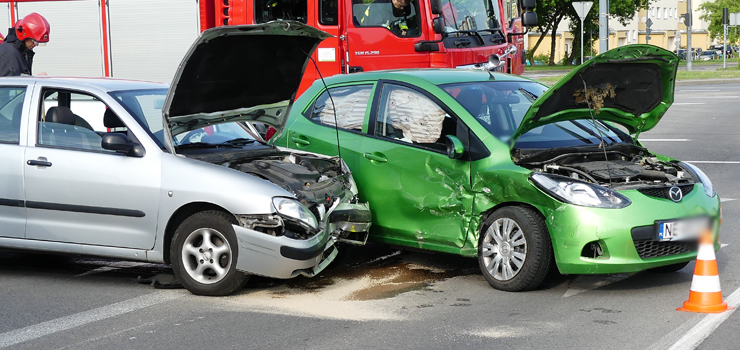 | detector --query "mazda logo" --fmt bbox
[669,186,683,202]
